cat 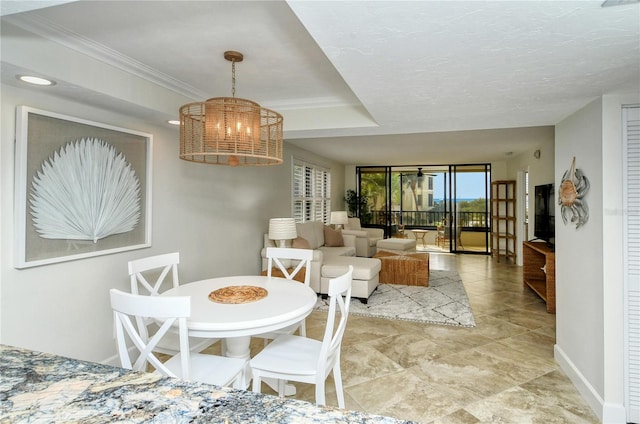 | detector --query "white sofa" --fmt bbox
[342,217,385,257]
[261,220,381,302]
[262,220,356,293]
